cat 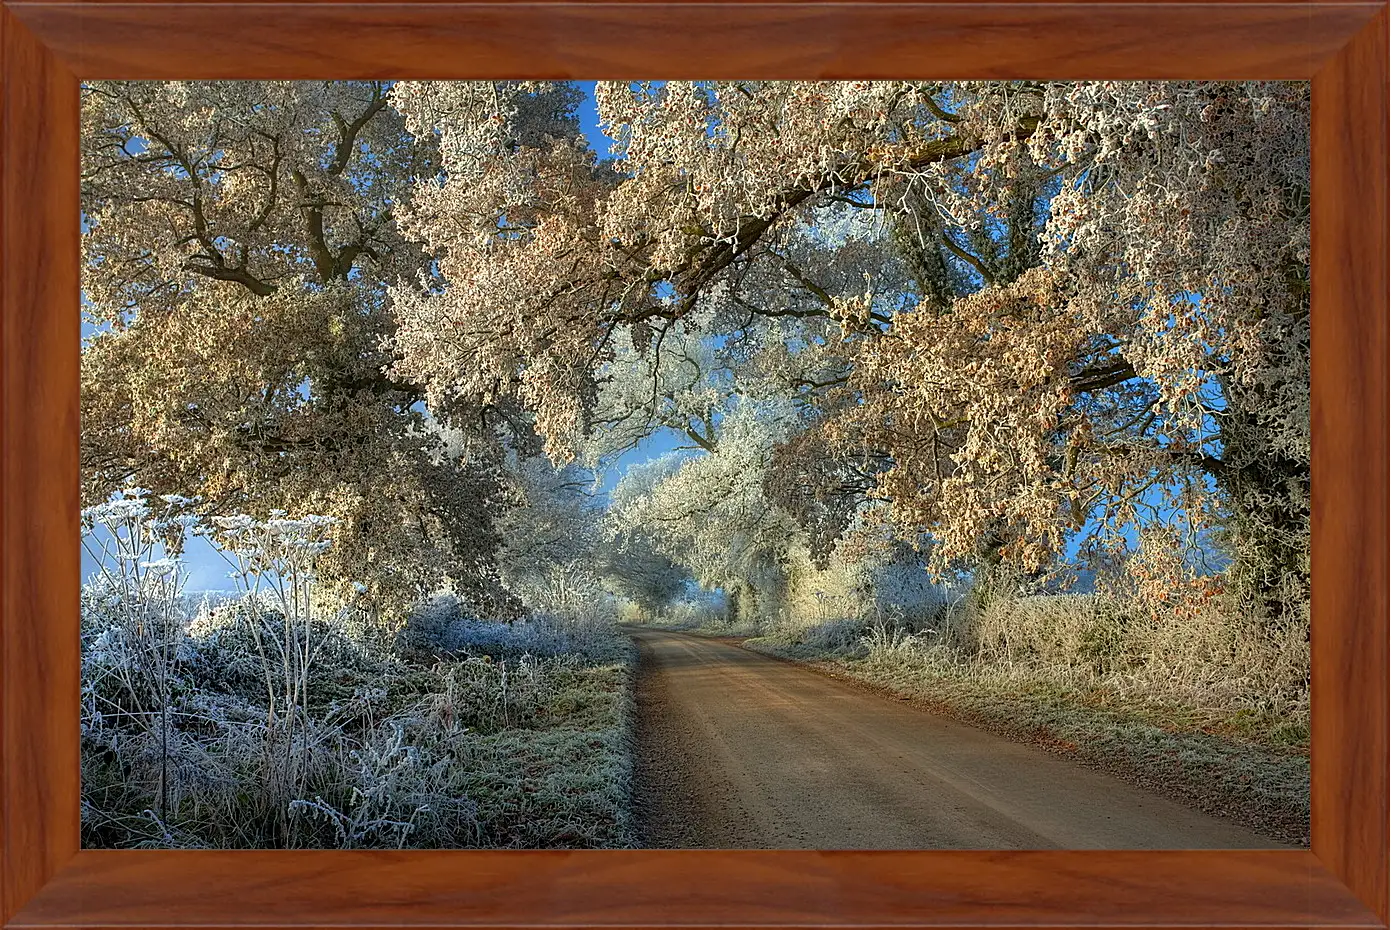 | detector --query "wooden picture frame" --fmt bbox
[2,2,1385,927]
